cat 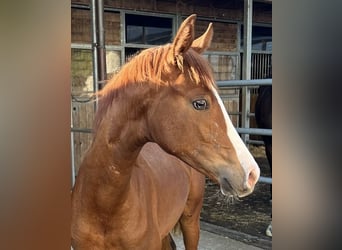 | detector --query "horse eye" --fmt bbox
[192,99,208,110]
